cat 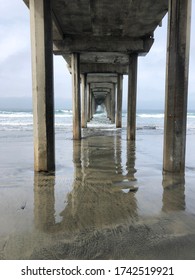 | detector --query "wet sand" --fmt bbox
[1,118,195,259]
